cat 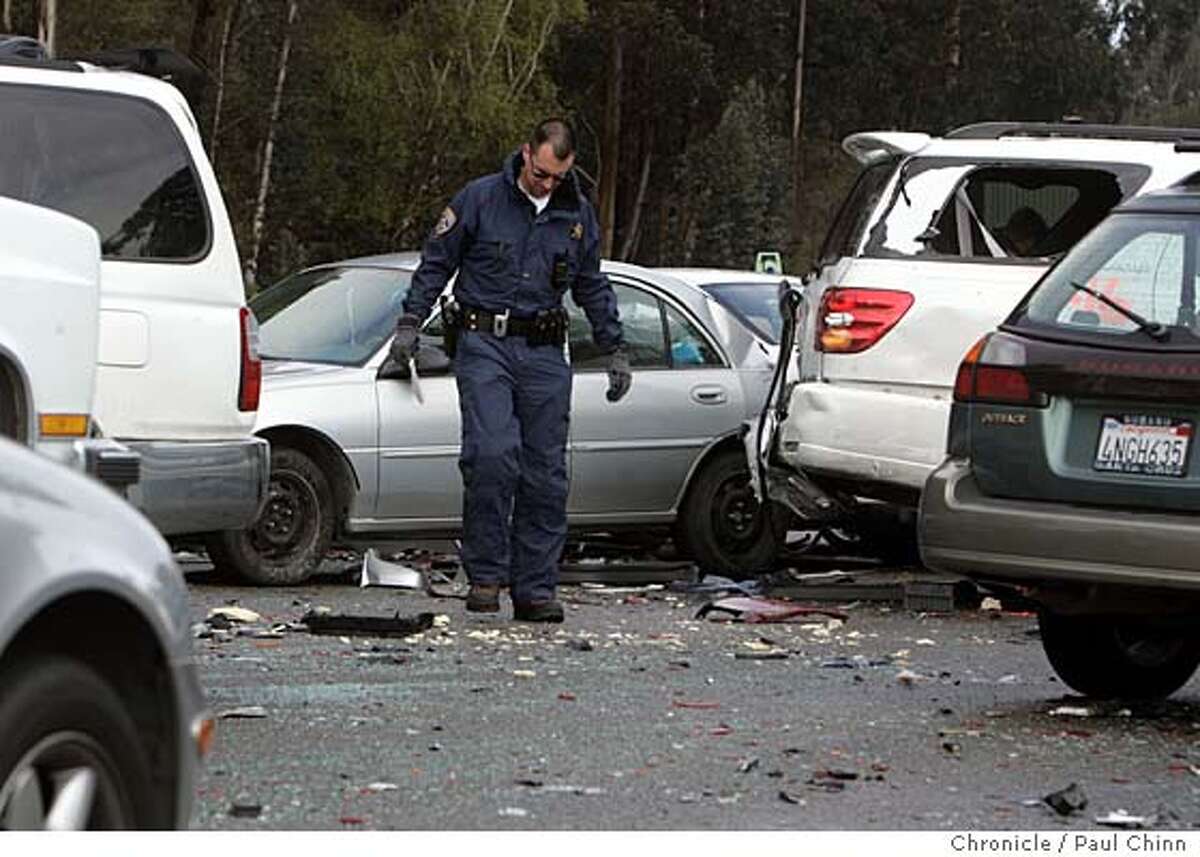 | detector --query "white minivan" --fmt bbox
[0,196,139,489]
[0,52,268,539]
